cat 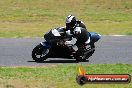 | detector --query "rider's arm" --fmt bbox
[64,37,77,45]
